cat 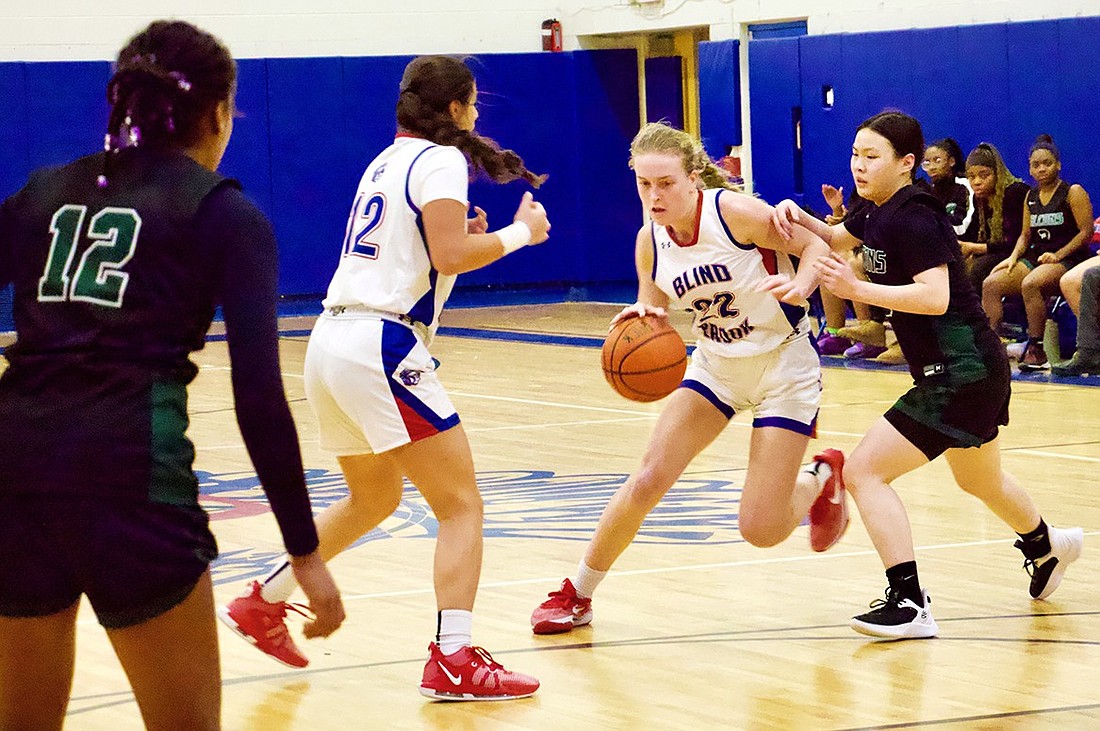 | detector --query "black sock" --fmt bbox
[1017,518,1051,560]
[885,561,923,607]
